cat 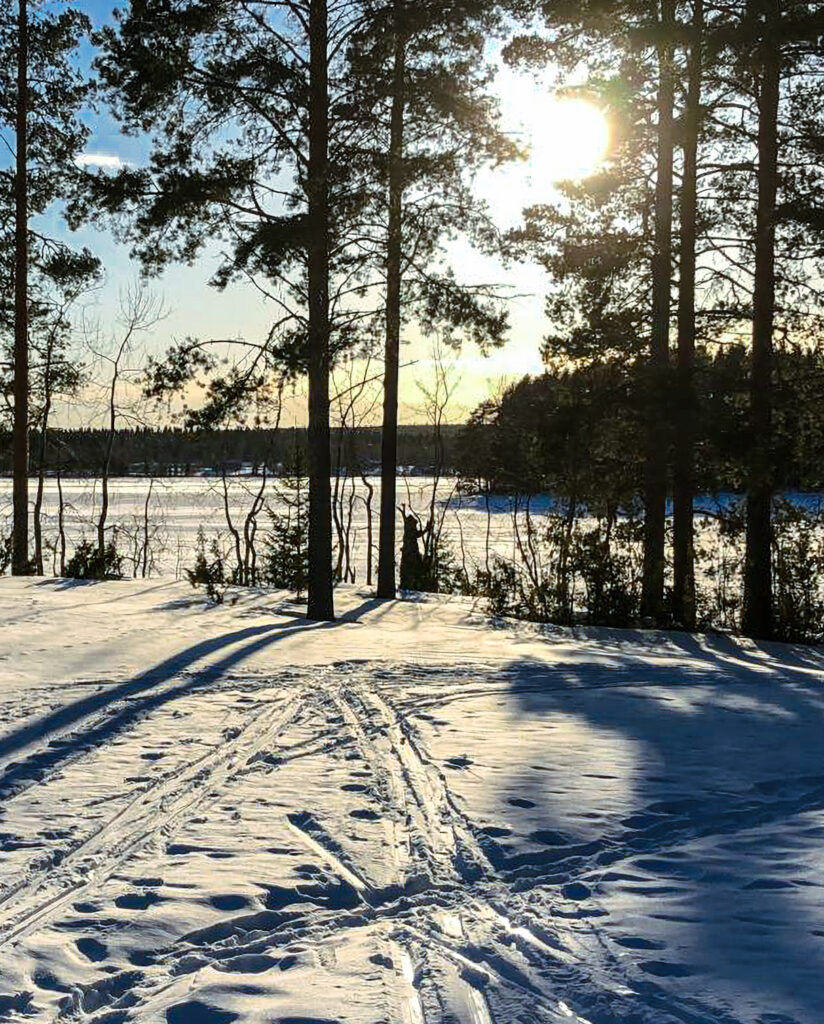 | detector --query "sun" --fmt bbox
[496,71,609,184]
[526,98,609,182]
